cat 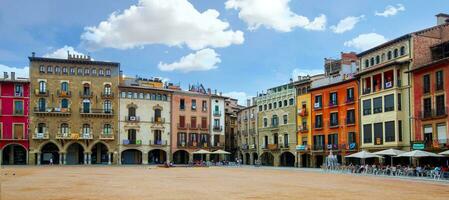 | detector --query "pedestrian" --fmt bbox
[49,157,53,165]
